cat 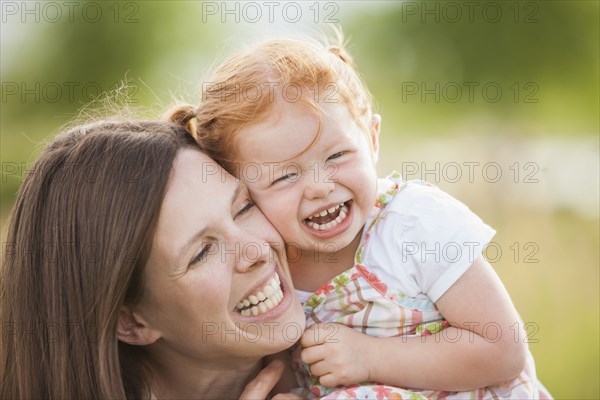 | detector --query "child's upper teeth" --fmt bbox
[307,204,349,231]
[311,203,343,219]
